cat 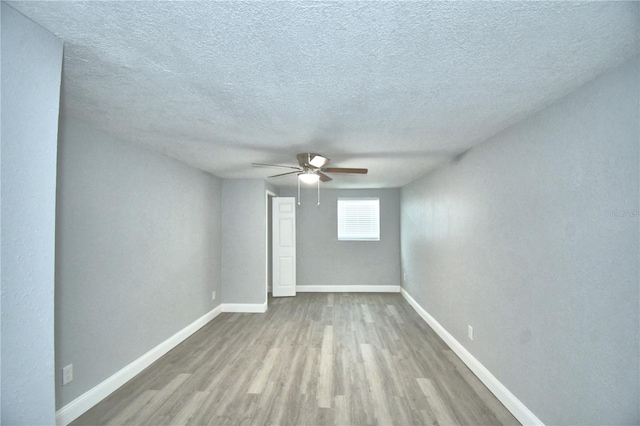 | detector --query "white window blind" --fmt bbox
[337,198,380,241]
